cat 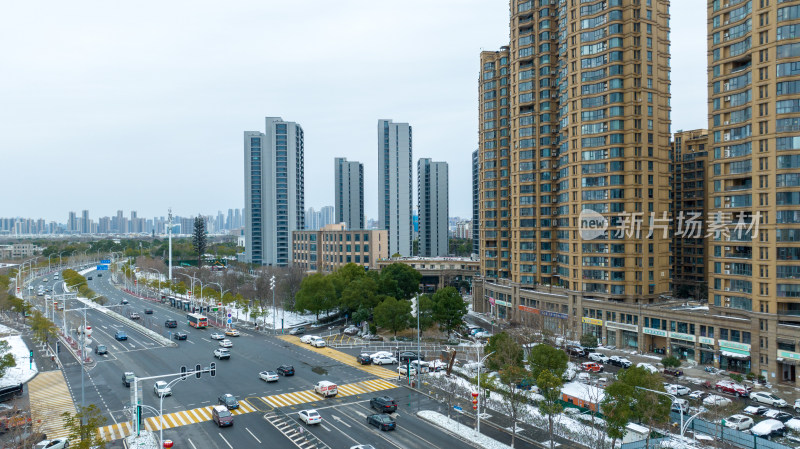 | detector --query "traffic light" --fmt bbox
[180,366,187,381]
[210,362,216,377]
[195,364,202,379]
